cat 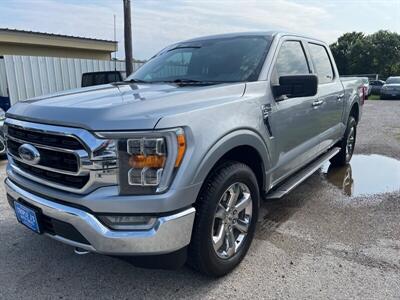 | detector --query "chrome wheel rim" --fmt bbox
[211,182,253,259]
[0,137,5,155]
[346,126,355,161]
